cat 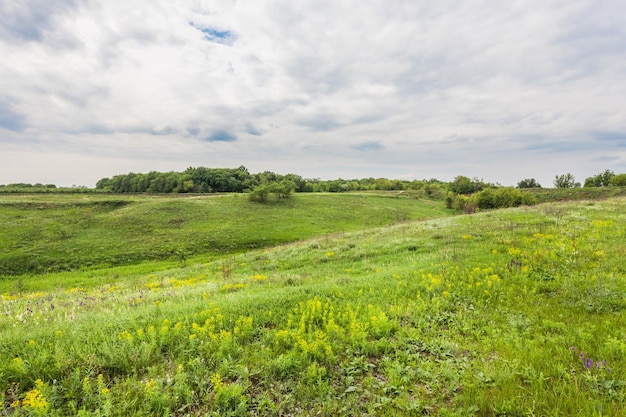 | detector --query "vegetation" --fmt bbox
[0,193,451,278]
[448,176,489,195]
[584,170,615,187]
[523,185,626,203]
[516,178,542,189]
[0,184,93,193]
[610,173,626,187]
[553,173,580,189]
[1,195,625,416]
[93,166,447,195]
[248,180,296,203]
